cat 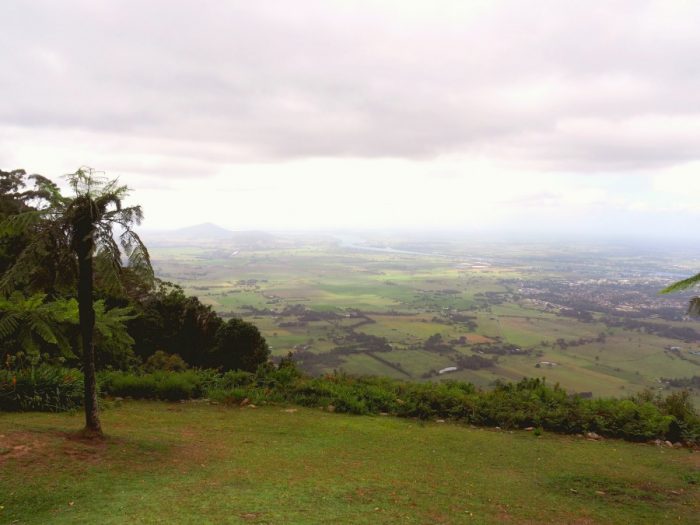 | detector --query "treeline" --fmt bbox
[0,169,270,375]
[663,376,700,389]
[603,317,700,342]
